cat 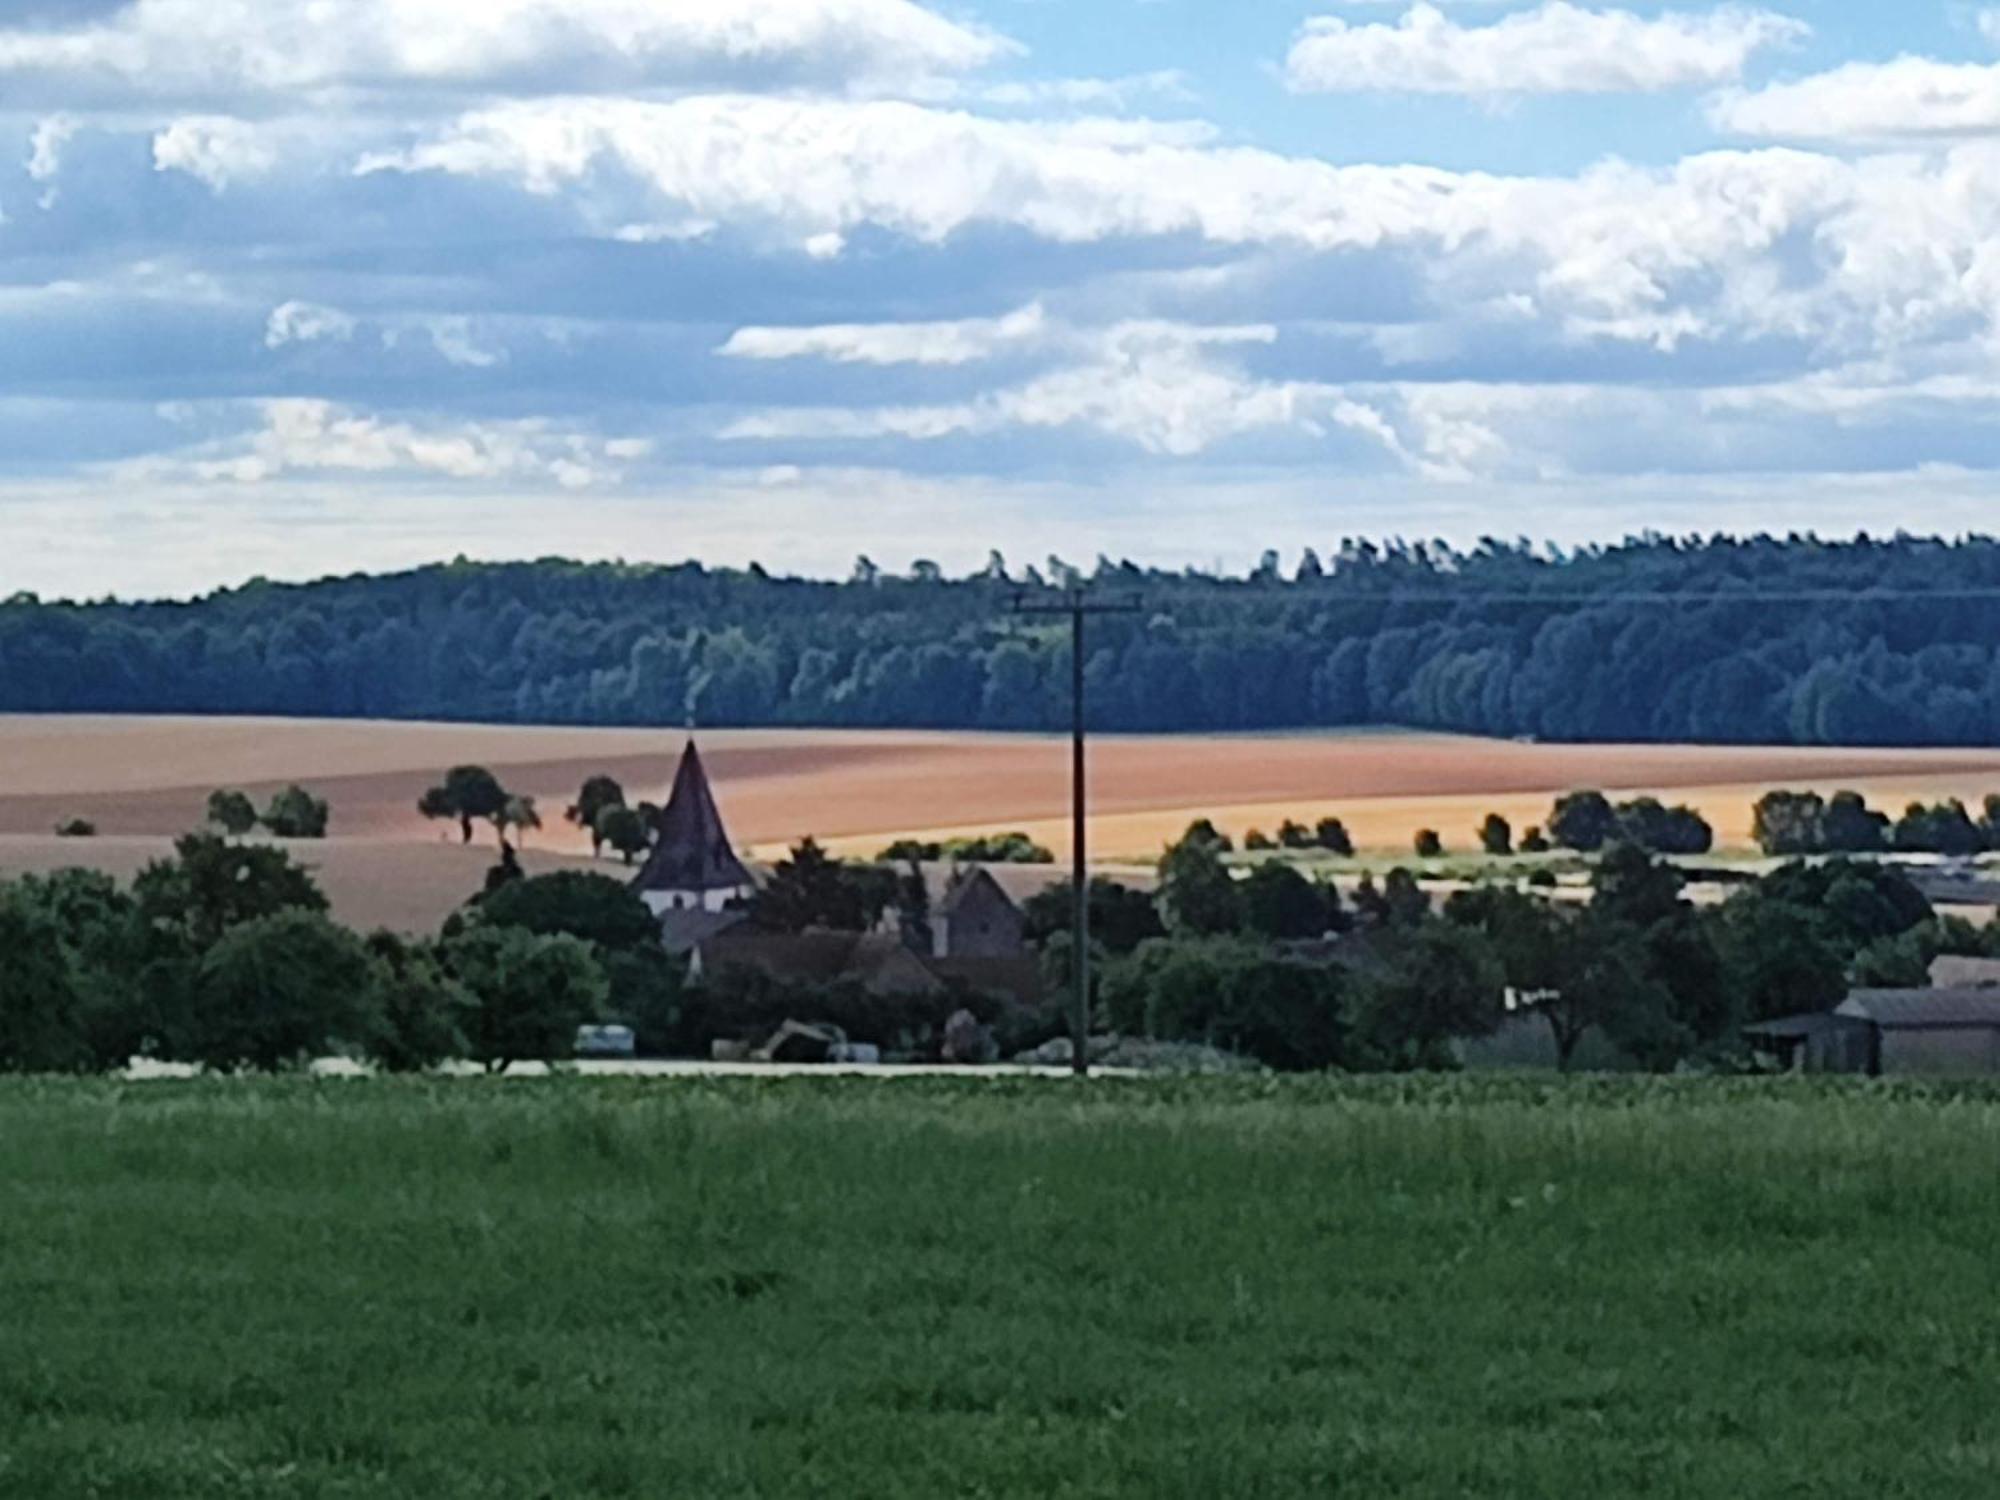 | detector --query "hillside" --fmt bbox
[6,536,2000,743]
